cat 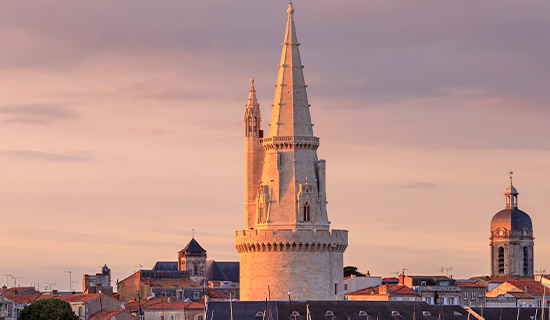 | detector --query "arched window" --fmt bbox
[498,247,505,274]
[253,117,258,137]
[303,202,310,222]
[523,247,529,274]
[194,262,198,276]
